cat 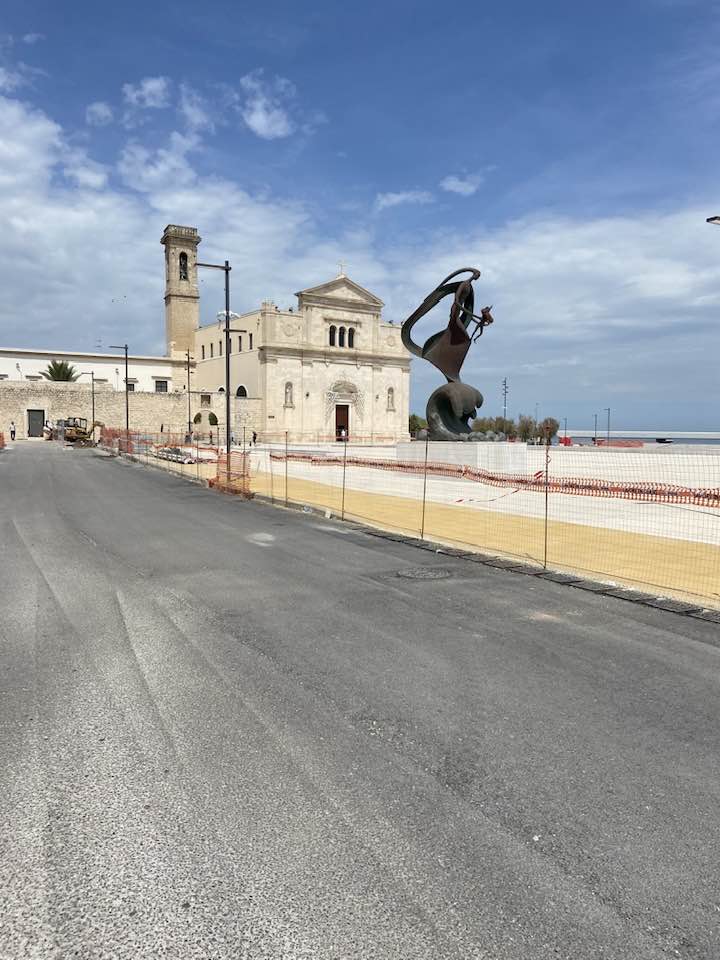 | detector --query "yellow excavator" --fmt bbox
[55,418,104,445]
